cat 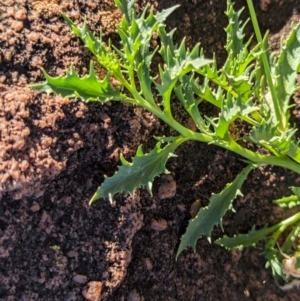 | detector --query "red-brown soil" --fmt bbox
[1,0,300,300]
